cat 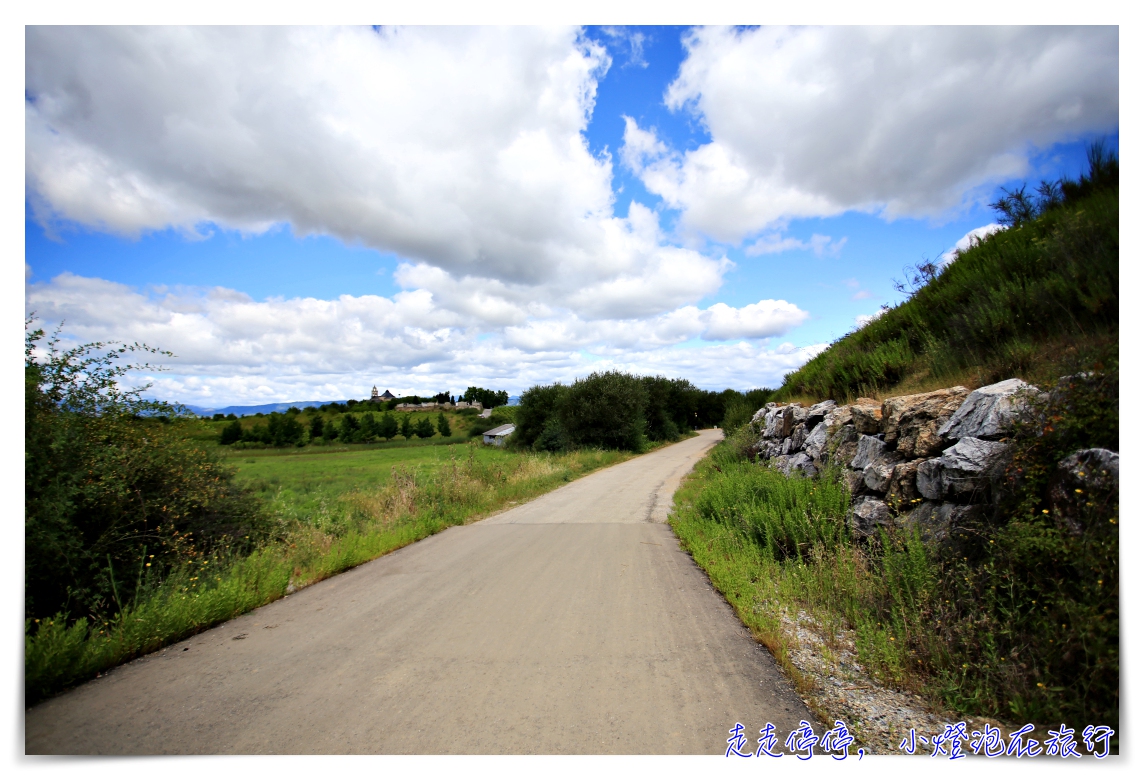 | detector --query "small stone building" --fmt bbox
[482,424,515,447]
